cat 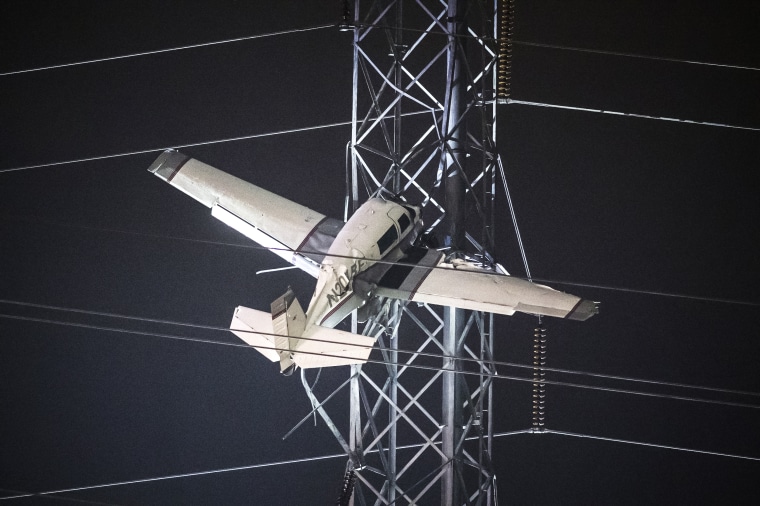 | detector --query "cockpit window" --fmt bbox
[398,213,411,233]
[377,224,398,255]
